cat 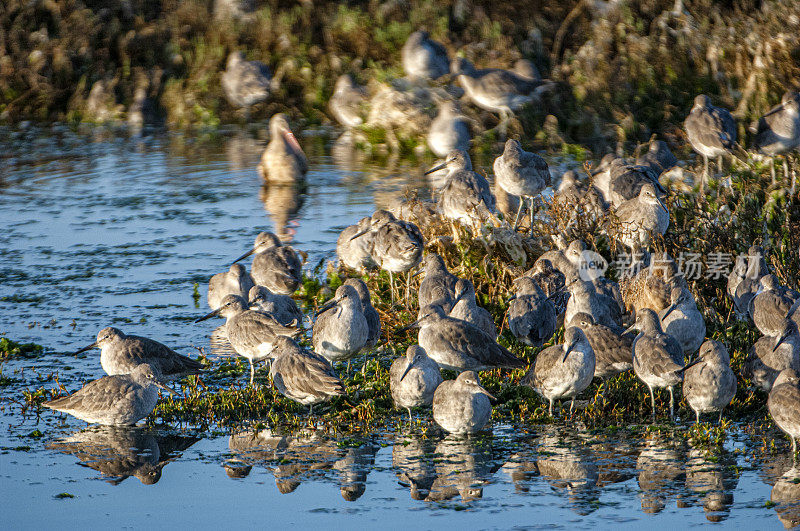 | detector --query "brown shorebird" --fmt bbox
[749,91,800,188]
[343,278,381,349]
[659,286,706,355]
[425,150,496,232]
[508,276,557,348]
[312,284,369,366]
[566,312,633,379]
[428,100,470,157]
[613,182,669,252]
[750,274,799,337]
[233,231,302,295]
[684,94,736,189]
[768,368,800,454]
[258,113,308,184]
[635,139,677,175]
[418,253,460,311]
[727,245,768,319]
[329,74,367,129]
[247,285,303,328]
[337,216,376,273]
[449,278,497,339]
[221,51,271,118]
[743,318,800,391]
